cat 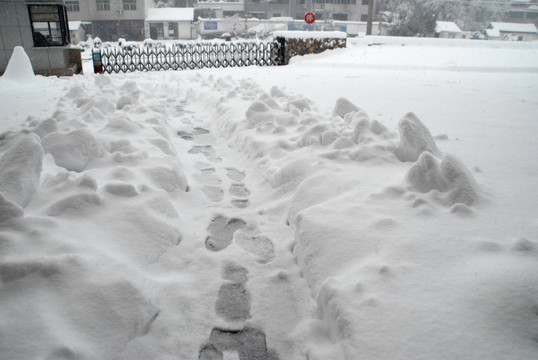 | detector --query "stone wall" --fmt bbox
[274,32,347,65]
